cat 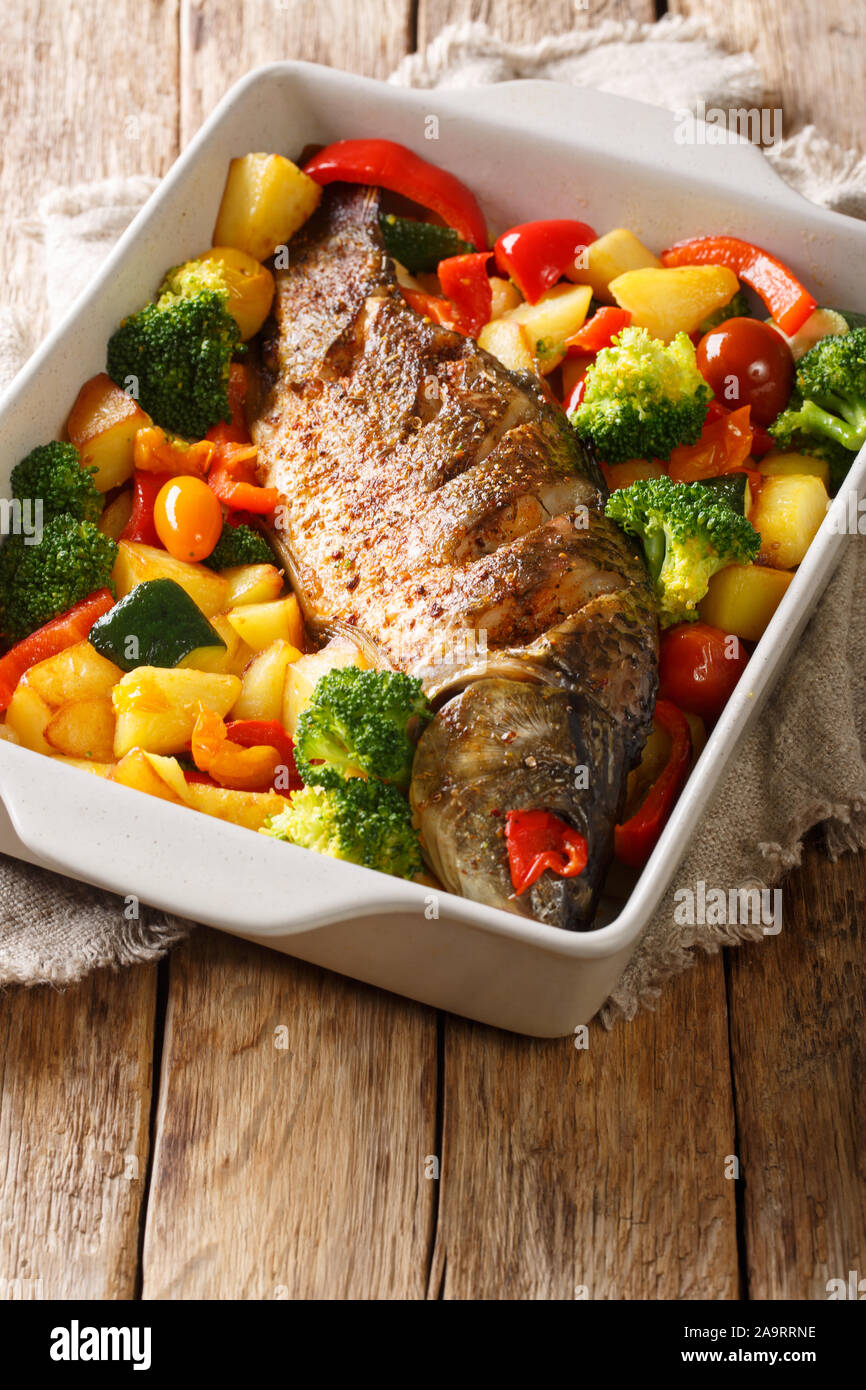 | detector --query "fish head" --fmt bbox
[410,677,632,930]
